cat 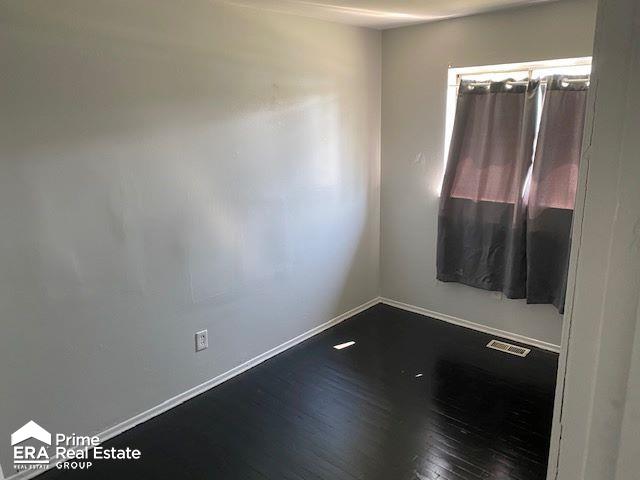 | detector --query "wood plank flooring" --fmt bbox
[41,304,558,480]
